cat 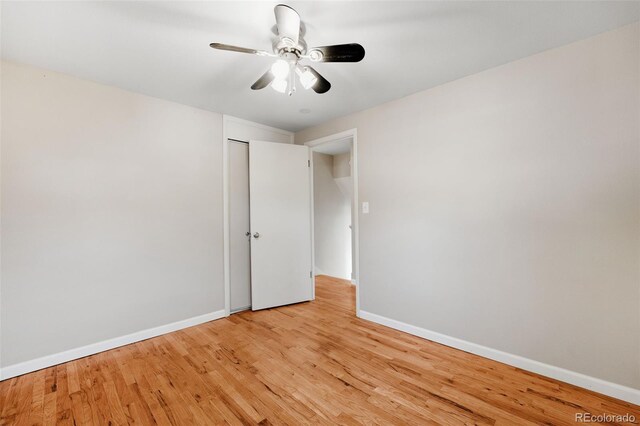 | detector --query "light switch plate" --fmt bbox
[362,202,369,214]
